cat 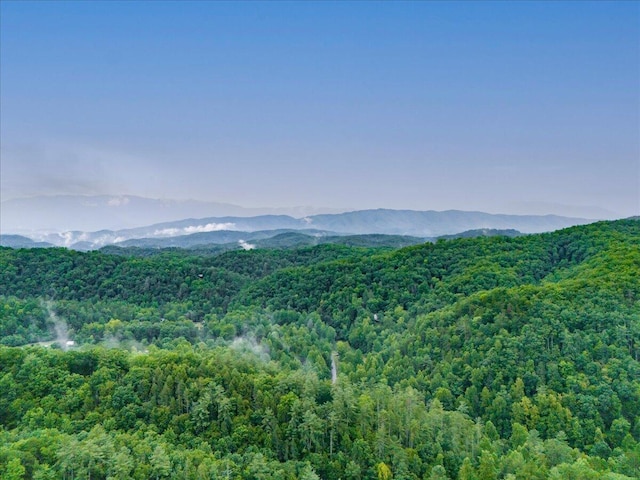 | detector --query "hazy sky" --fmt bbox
[1,1,638,217]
